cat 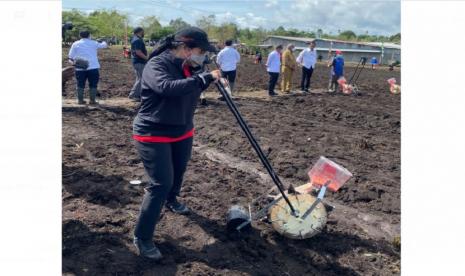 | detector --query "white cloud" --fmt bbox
[274,0,400,35]
[166,0,181,9]
[63,0,400,36]
[215,11,268,29]
[265,0,278,8]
